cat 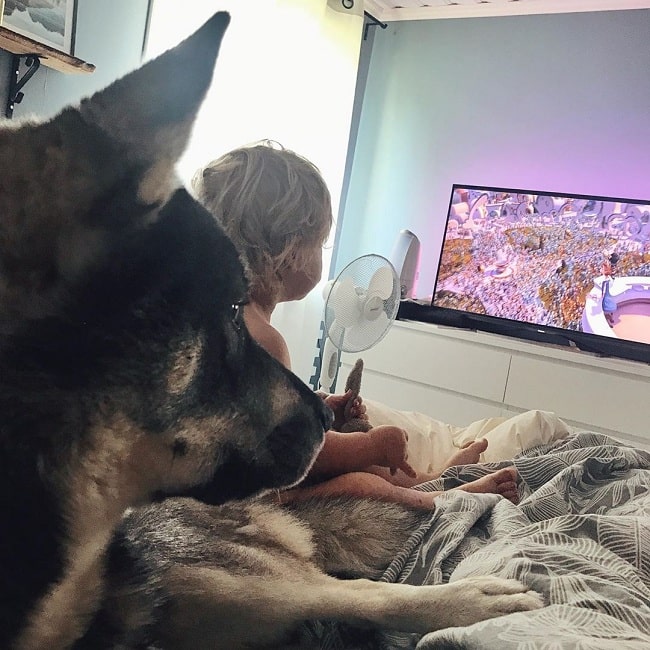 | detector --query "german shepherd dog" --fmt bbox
[0,13,543,649]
